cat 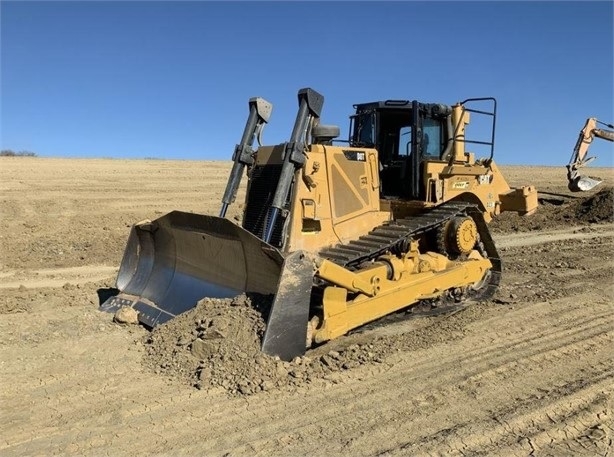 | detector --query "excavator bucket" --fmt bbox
[568,175,602,192]
[100,211,286,326]
[566,118,613,192]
